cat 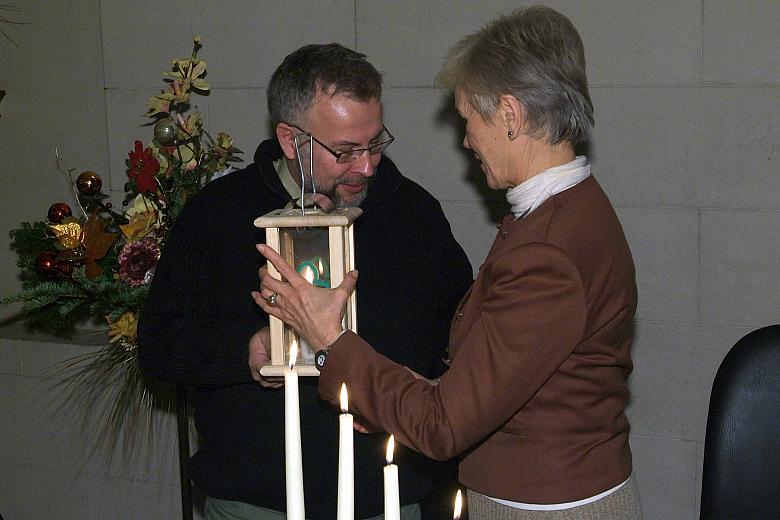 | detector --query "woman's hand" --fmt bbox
[252,244,358,350]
